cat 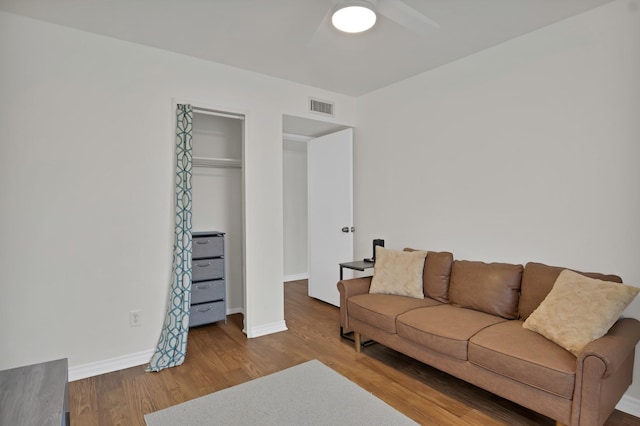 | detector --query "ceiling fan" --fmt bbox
[330,0,440,35]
